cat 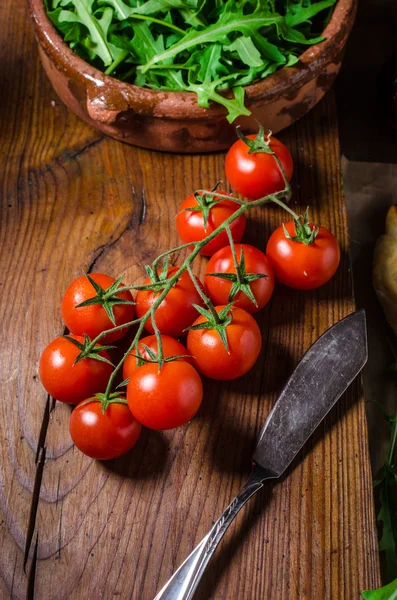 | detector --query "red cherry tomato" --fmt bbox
[39,335,113,404]
[266,221,340,290]
[225,134,293,200]
[176,190,246,256]
[187,306,262,380]
[70,399,141,460]
[135,266,205,337]
[61,273,135,343]
[127,362,203,430]
[204,244,274,313]
[123,334,192,379]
